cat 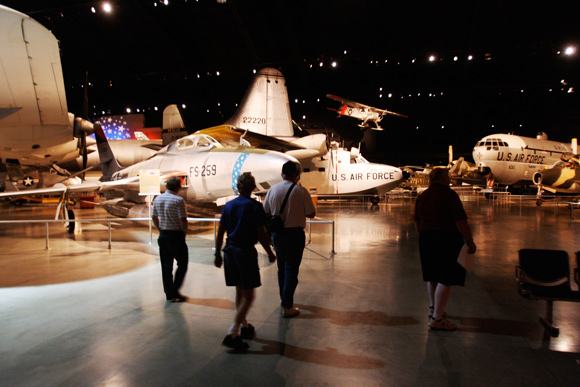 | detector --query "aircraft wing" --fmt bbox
[326,94,367,109]
[0,181,103,200]
[326,94,407,118]
[376,108,408,118]
[0,6,69,127]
